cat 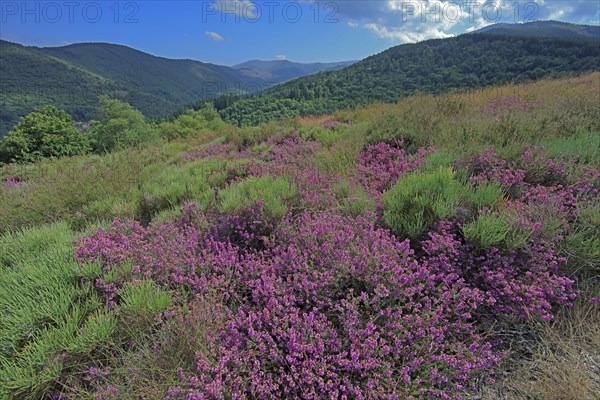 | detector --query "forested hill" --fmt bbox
[472,20,600,38]
[0,41,355,135]
[233,60,355,86]
[220,33,600,126]
[0,40,246,134]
